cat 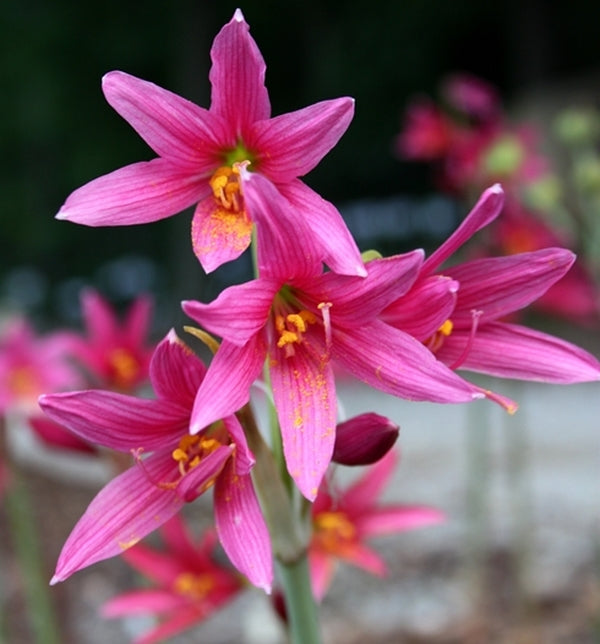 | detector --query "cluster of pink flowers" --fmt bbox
[35,10,600,641]
[396,73,600,326]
